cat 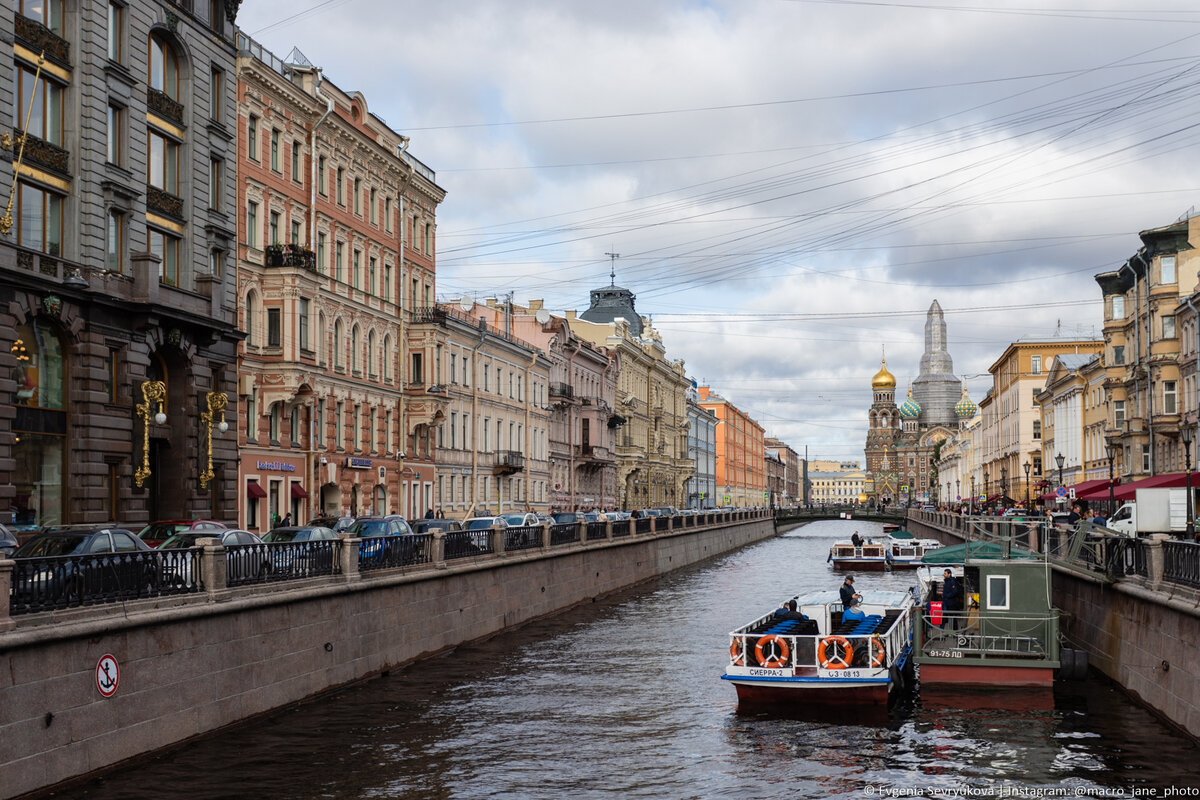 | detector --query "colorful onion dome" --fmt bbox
[955,385,977,418]
[871,358,896,389]
[899,387,921,419]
